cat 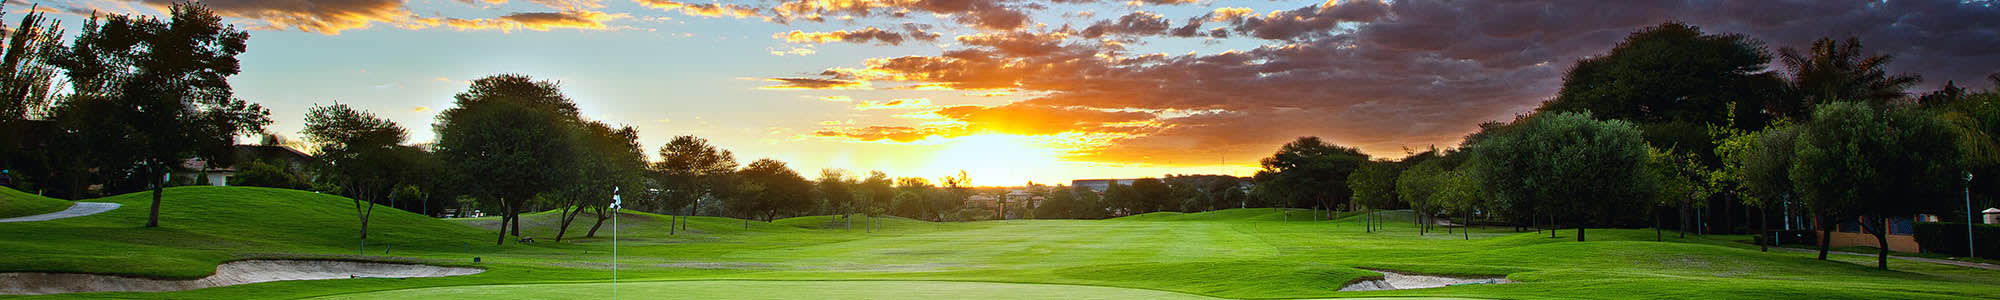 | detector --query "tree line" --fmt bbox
[1254,22,1998,270]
